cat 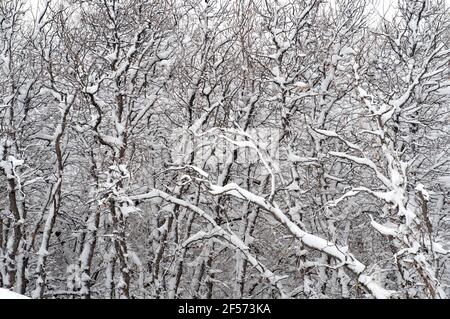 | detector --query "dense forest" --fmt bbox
[0,0,449,299]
